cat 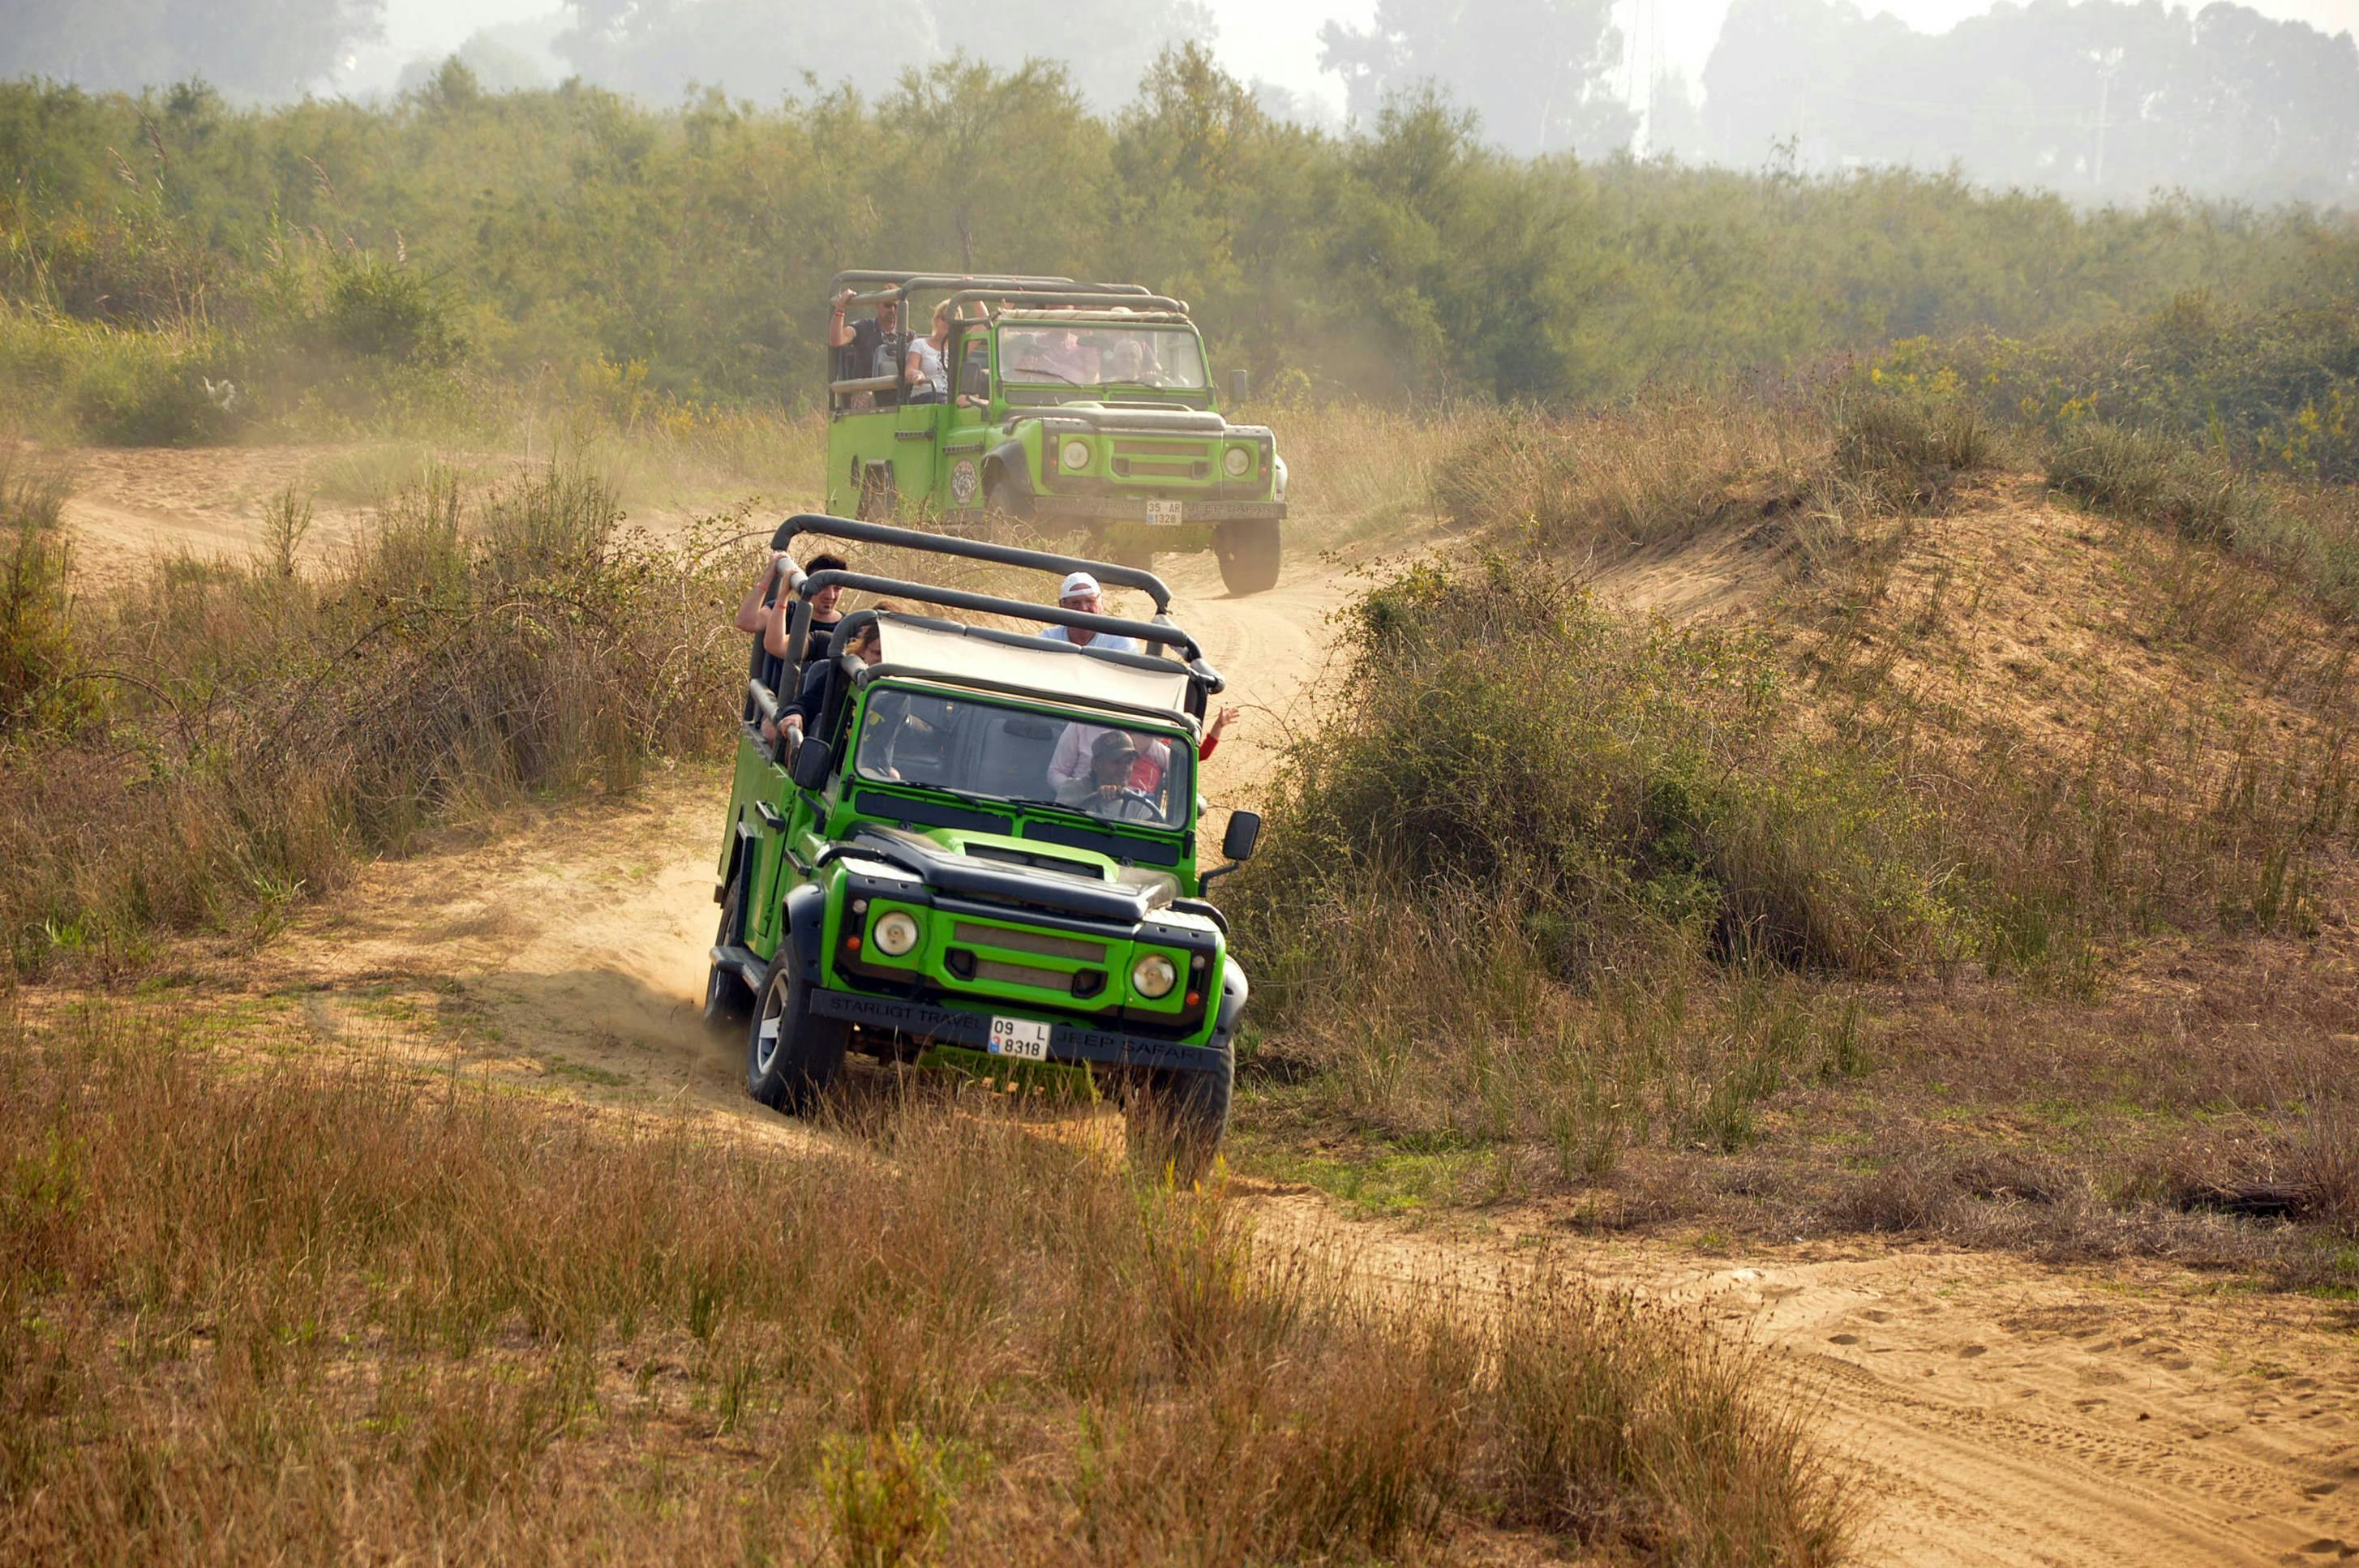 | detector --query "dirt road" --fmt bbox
[67,452,2359,1564]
